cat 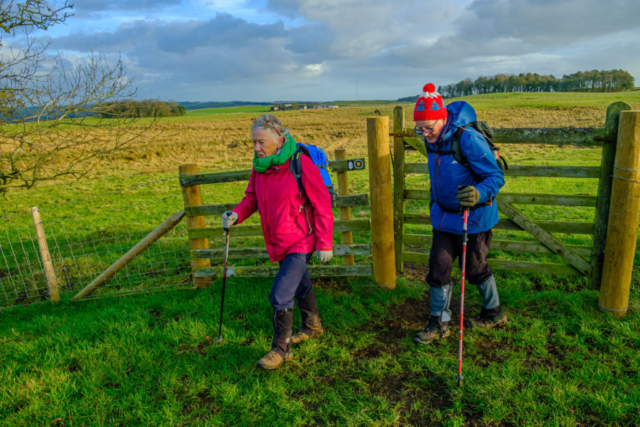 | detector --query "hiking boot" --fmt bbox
[258,307,294,371]
[257,348,293,370]
[414,315,450,345]
[291,290,324,344]
[467,306,508,329]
